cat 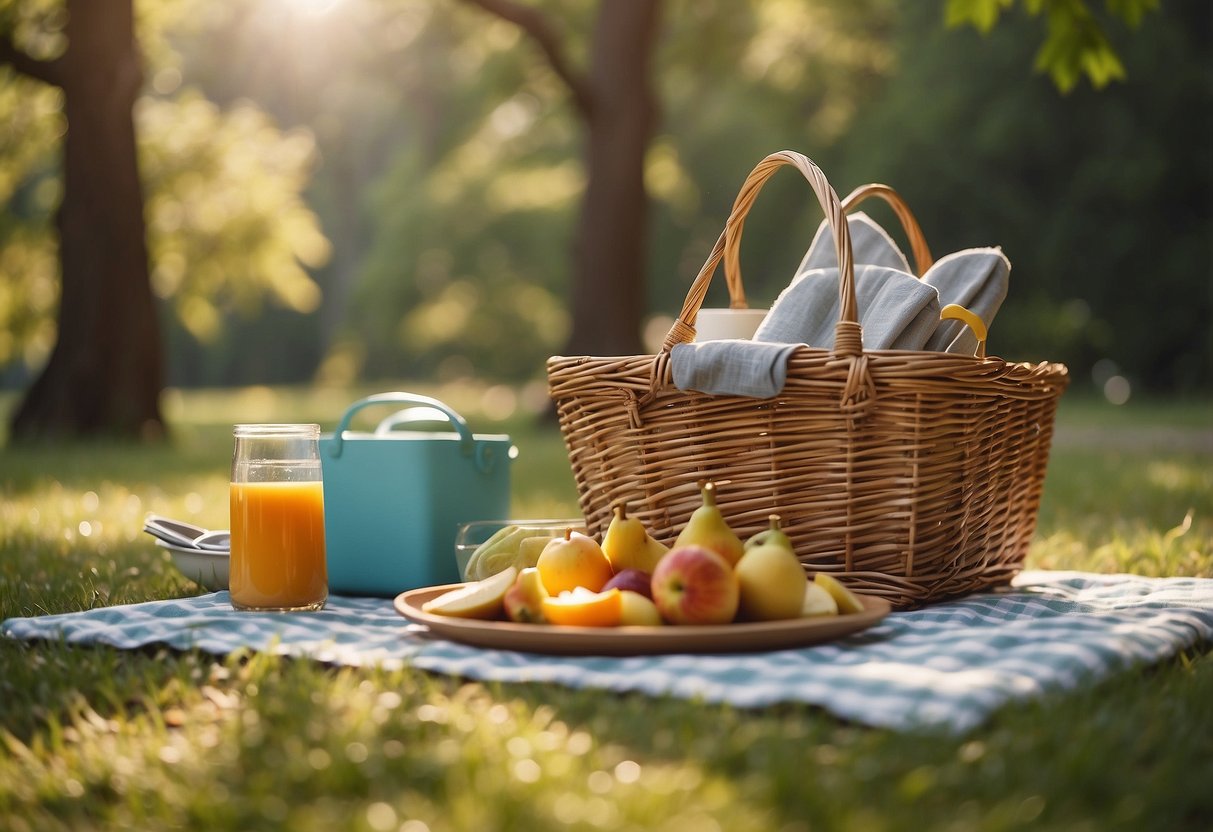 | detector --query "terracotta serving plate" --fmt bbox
[394,583,891,656]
